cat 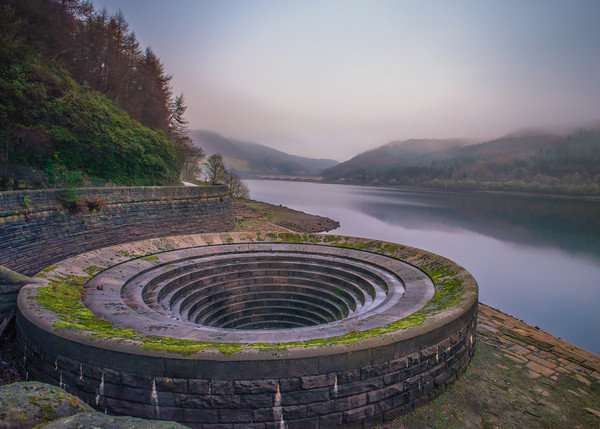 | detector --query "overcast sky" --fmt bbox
[95,0,600,161]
